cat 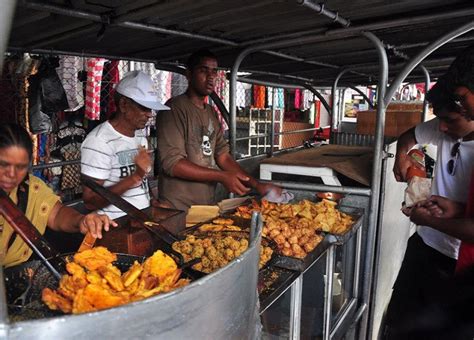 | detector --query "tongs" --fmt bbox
[81,176,185,264]
[0,189,64,280]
